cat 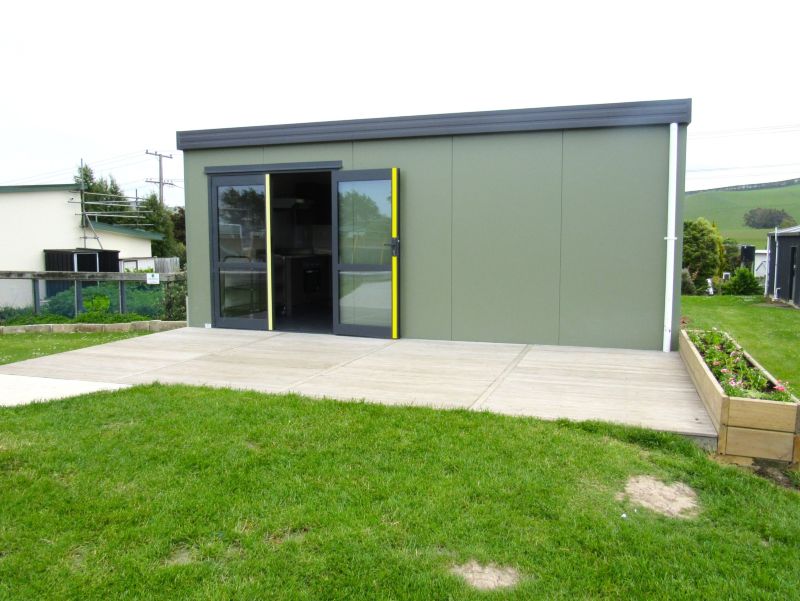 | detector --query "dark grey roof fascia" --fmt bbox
[177,99,691,151]
[0,183,77,193]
